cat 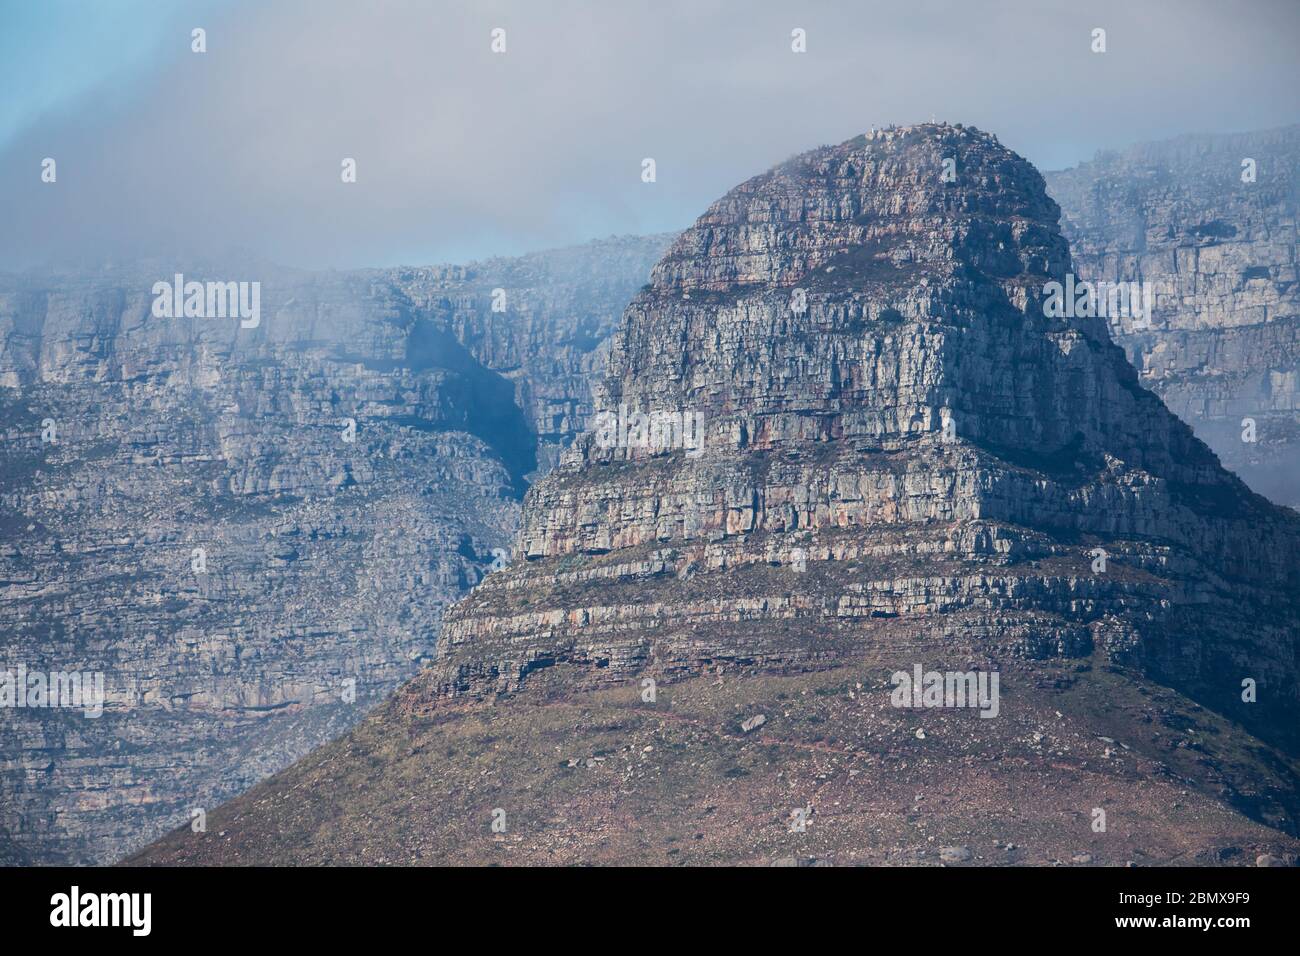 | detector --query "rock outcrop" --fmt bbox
[0,236,668,864]
[24,115,1299,862]
[416,125,1300,744]
[1045,125,1300,509]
